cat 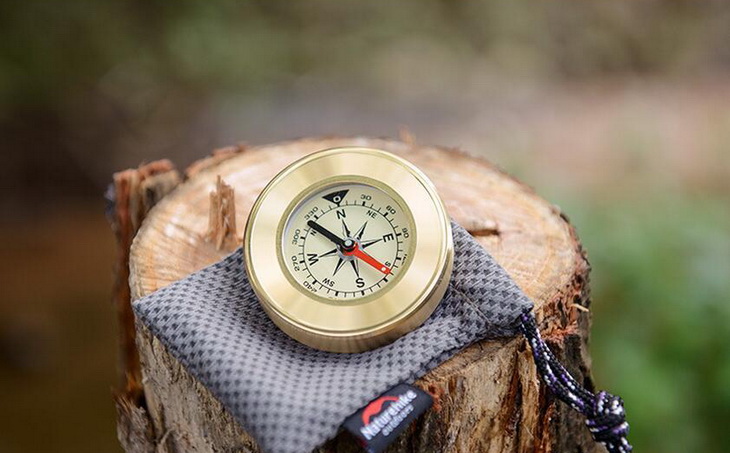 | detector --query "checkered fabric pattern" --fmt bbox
[133,221,533,453]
